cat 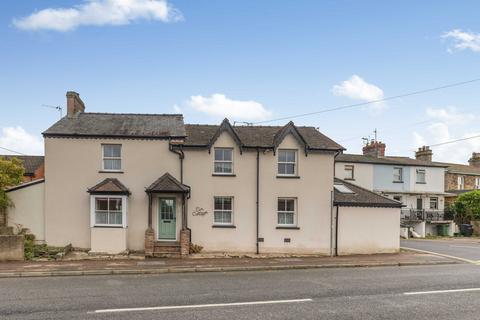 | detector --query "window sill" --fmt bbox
[344,178,355,181]
[393,181,404,183]
[99,170,124,174]
[212,173,236,177]
[93,225,124,229]
[276,226,300,230]
[212,225,236,228]
[416,182,427,184]
[276,175,300,179]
